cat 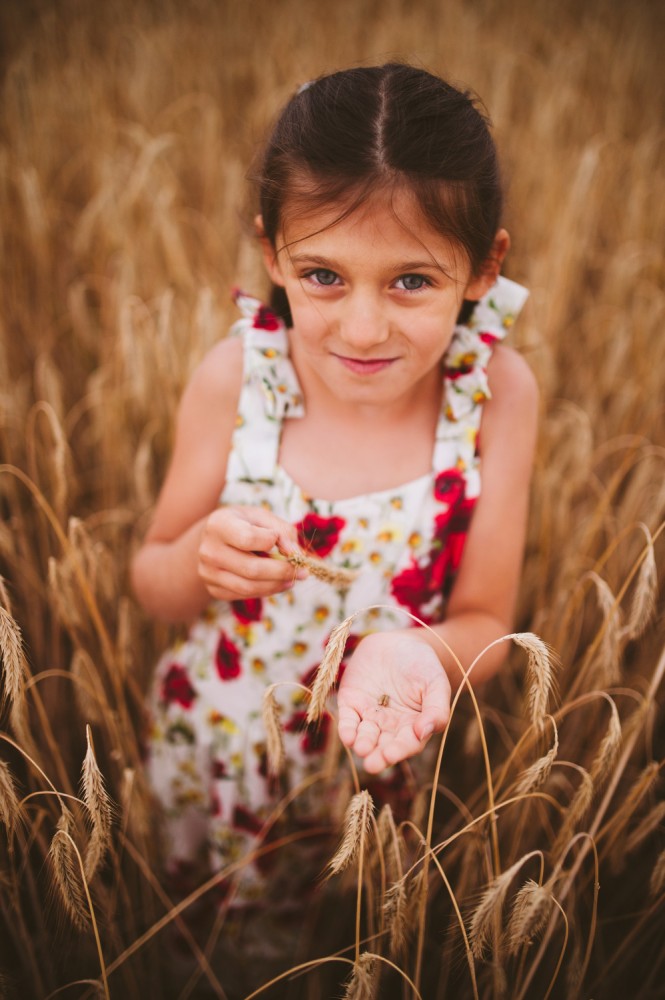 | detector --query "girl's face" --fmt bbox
[261,188,507,414]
